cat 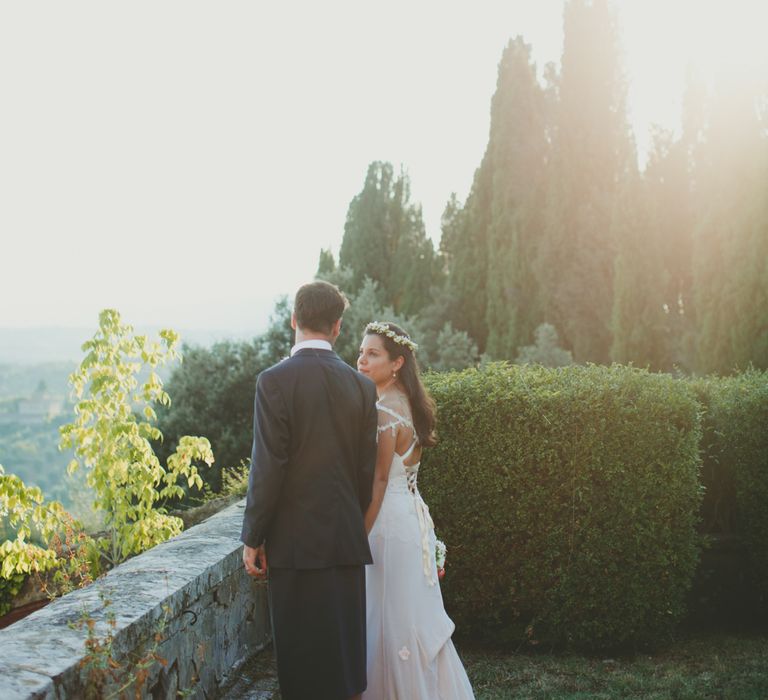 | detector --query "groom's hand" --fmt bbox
[243,544,268,579]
